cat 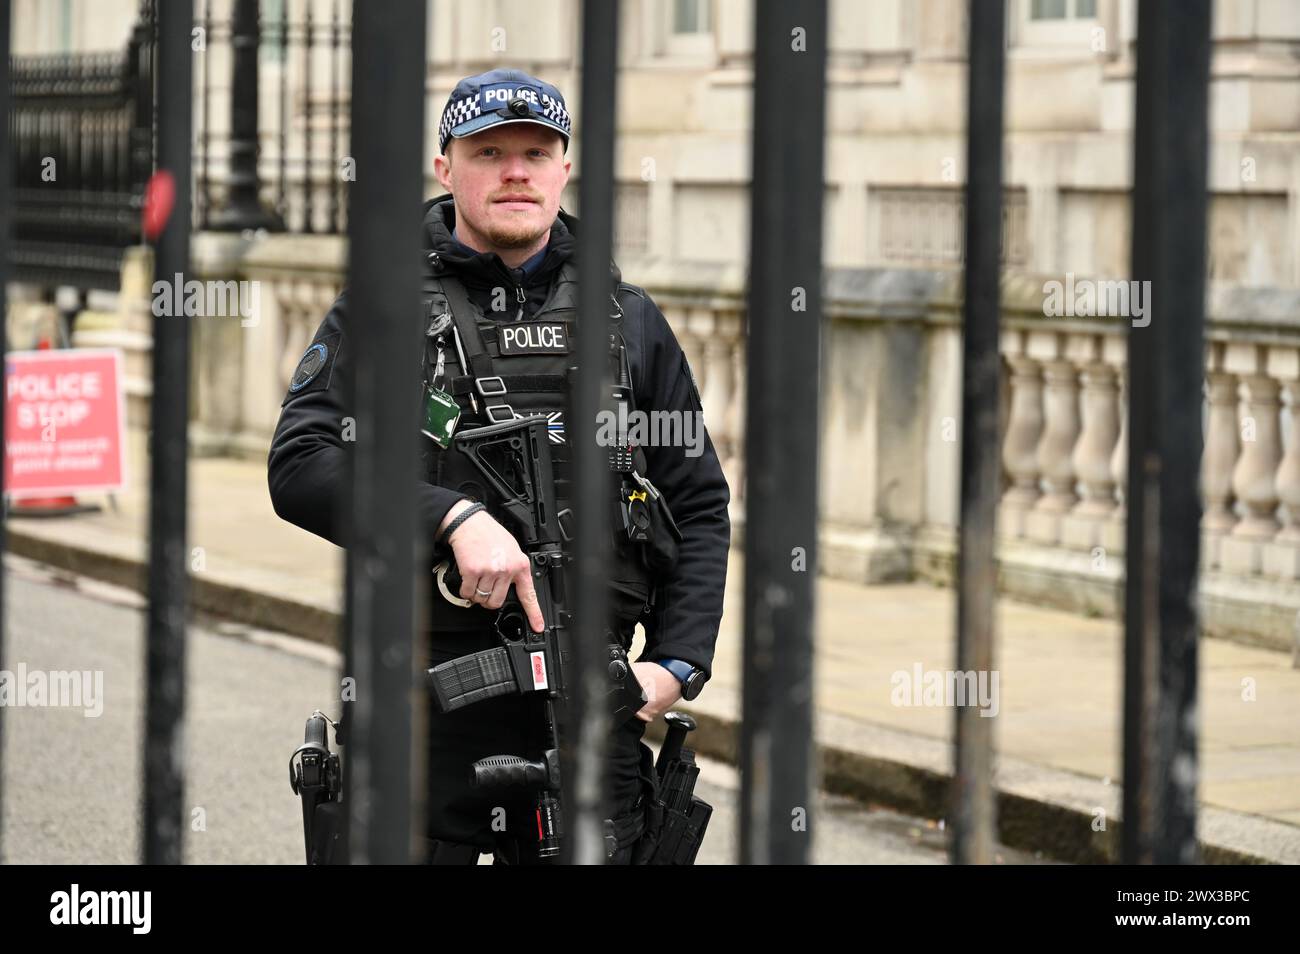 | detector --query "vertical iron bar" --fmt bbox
[210,0,281,230]
[92,75,100,191]
[150,0,159,174]
[72,85,81,192]
[102,93,112,191]
[740,0,826,866]
[36,104,44,201]
[22,91,30,191]
[87,101,96,195]
[34,62,44,195]
[1122,0,1211,866]
[92,74,100,191]
[564,0,620,866]
[328,0,339,234]
[101,99,109,194]
[301,0,314,233]
[73,66,82,189]
[277,0,288,224]
[0,0,12,862]
[951,0,1006,866]
[143,0,193,866]
[200,0,211,227]
[106,97,113,193]
[341,14,350,232]
[117,59,128,193]
[65,63,76,192]
[343,0,426,864]
[83,72,94,192]
[128,6,154,195]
